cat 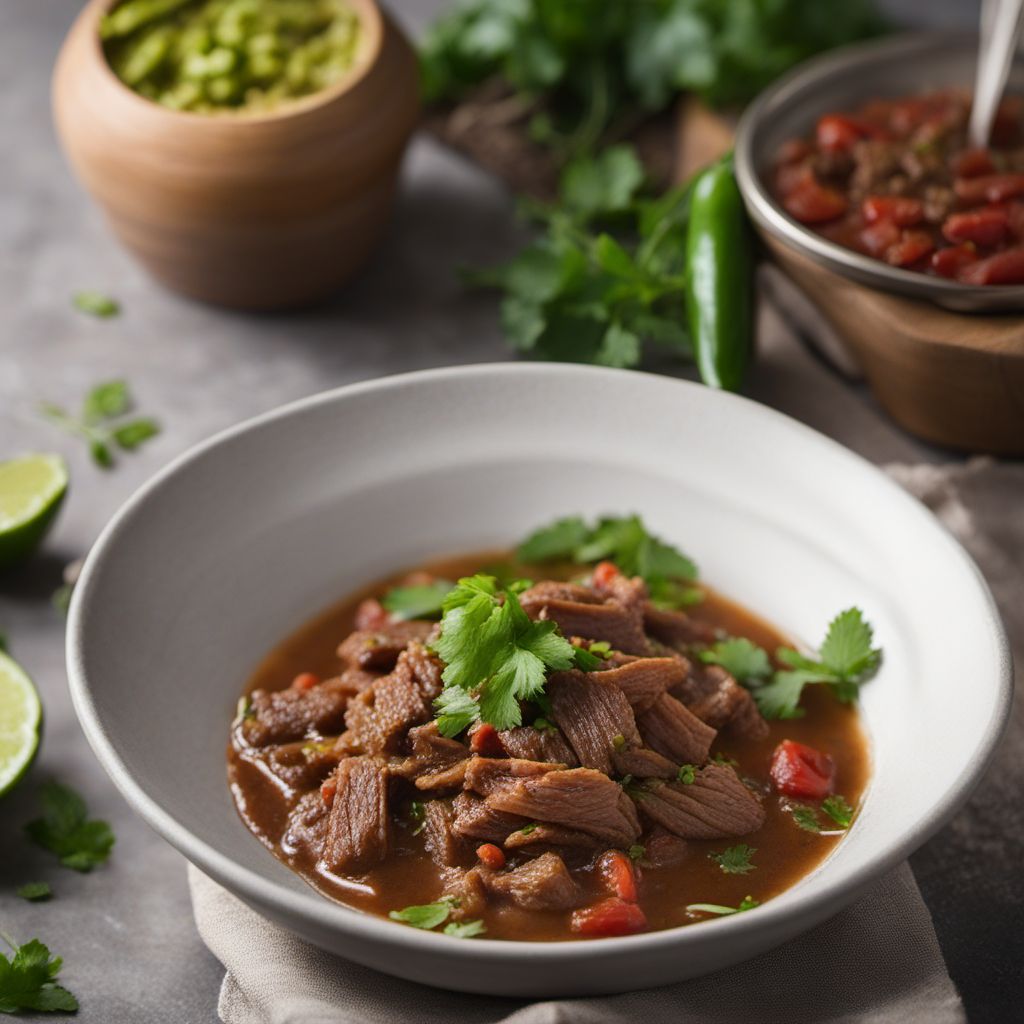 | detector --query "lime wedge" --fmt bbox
[0,650,42,796]
[0,454,68,570]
